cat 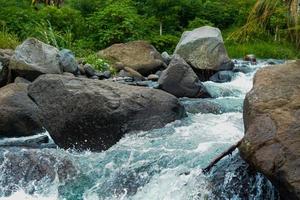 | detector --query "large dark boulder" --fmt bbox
[158,55,210,98]
[98,40,165,75]
[28,74,185,151]
[174,26,233,72]
[239,61,300,200]
[9,38,62,81]
[0,83,43,137]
